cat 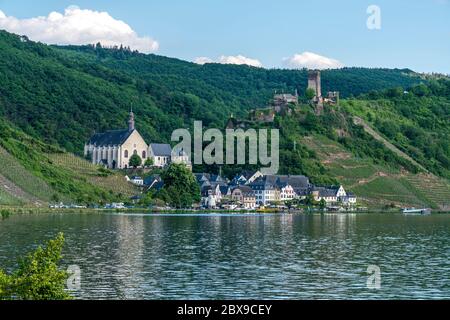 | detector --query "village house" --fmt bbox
[249,176,278,206]
[149,143,172,168]
[201,184,222,208]
[127,175,144,186]
[195,173,231,208]
[279,183,296,202]
[231,186,257,209]
[249,174,311,206]
[311,185,356,205]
